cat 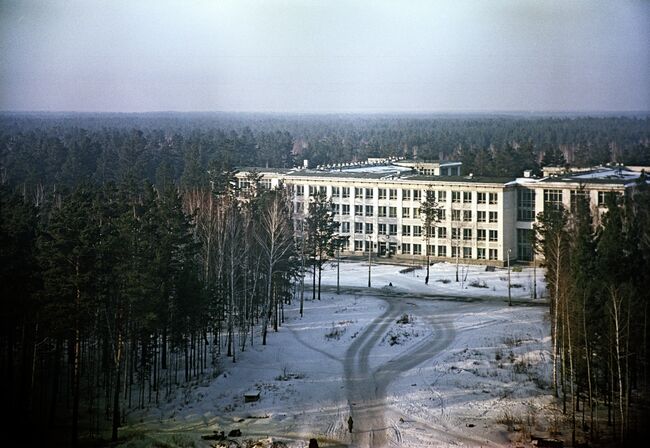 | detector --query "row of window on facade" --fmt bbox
[347,240,500,260]
[342,229,533,261]
[238,179,272,190]
[320,227,533,261]
[338,222,499,240]
[417,166,460,176]
[295,185,499,204]
[295,202,499,222]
